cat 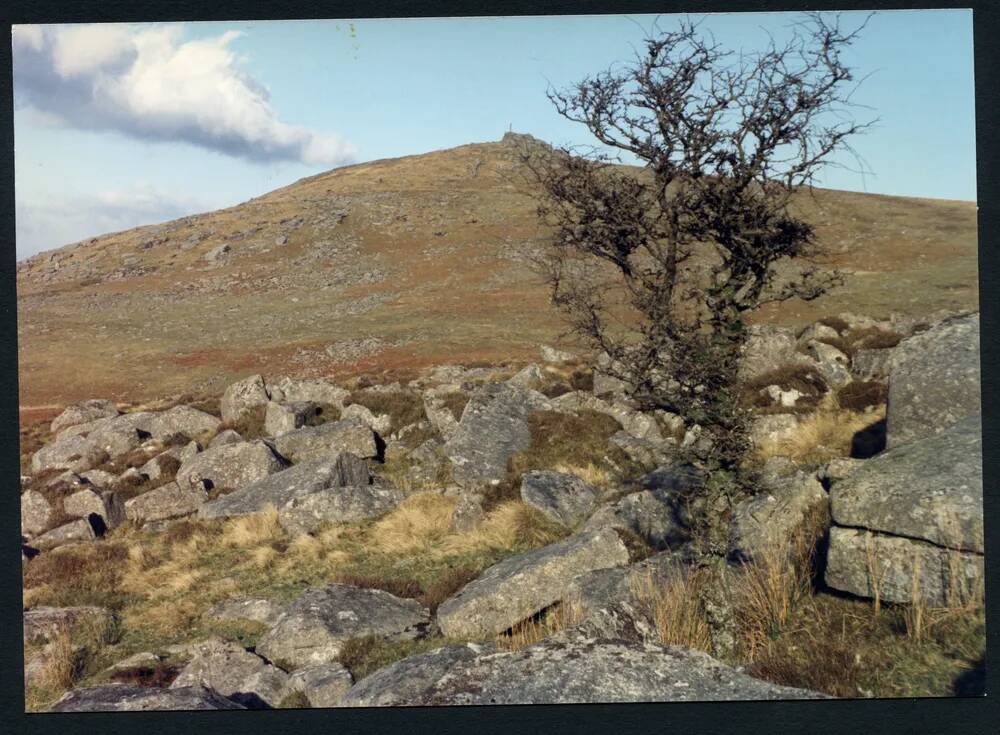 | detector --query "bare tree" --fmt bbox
[522,13,873,498]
